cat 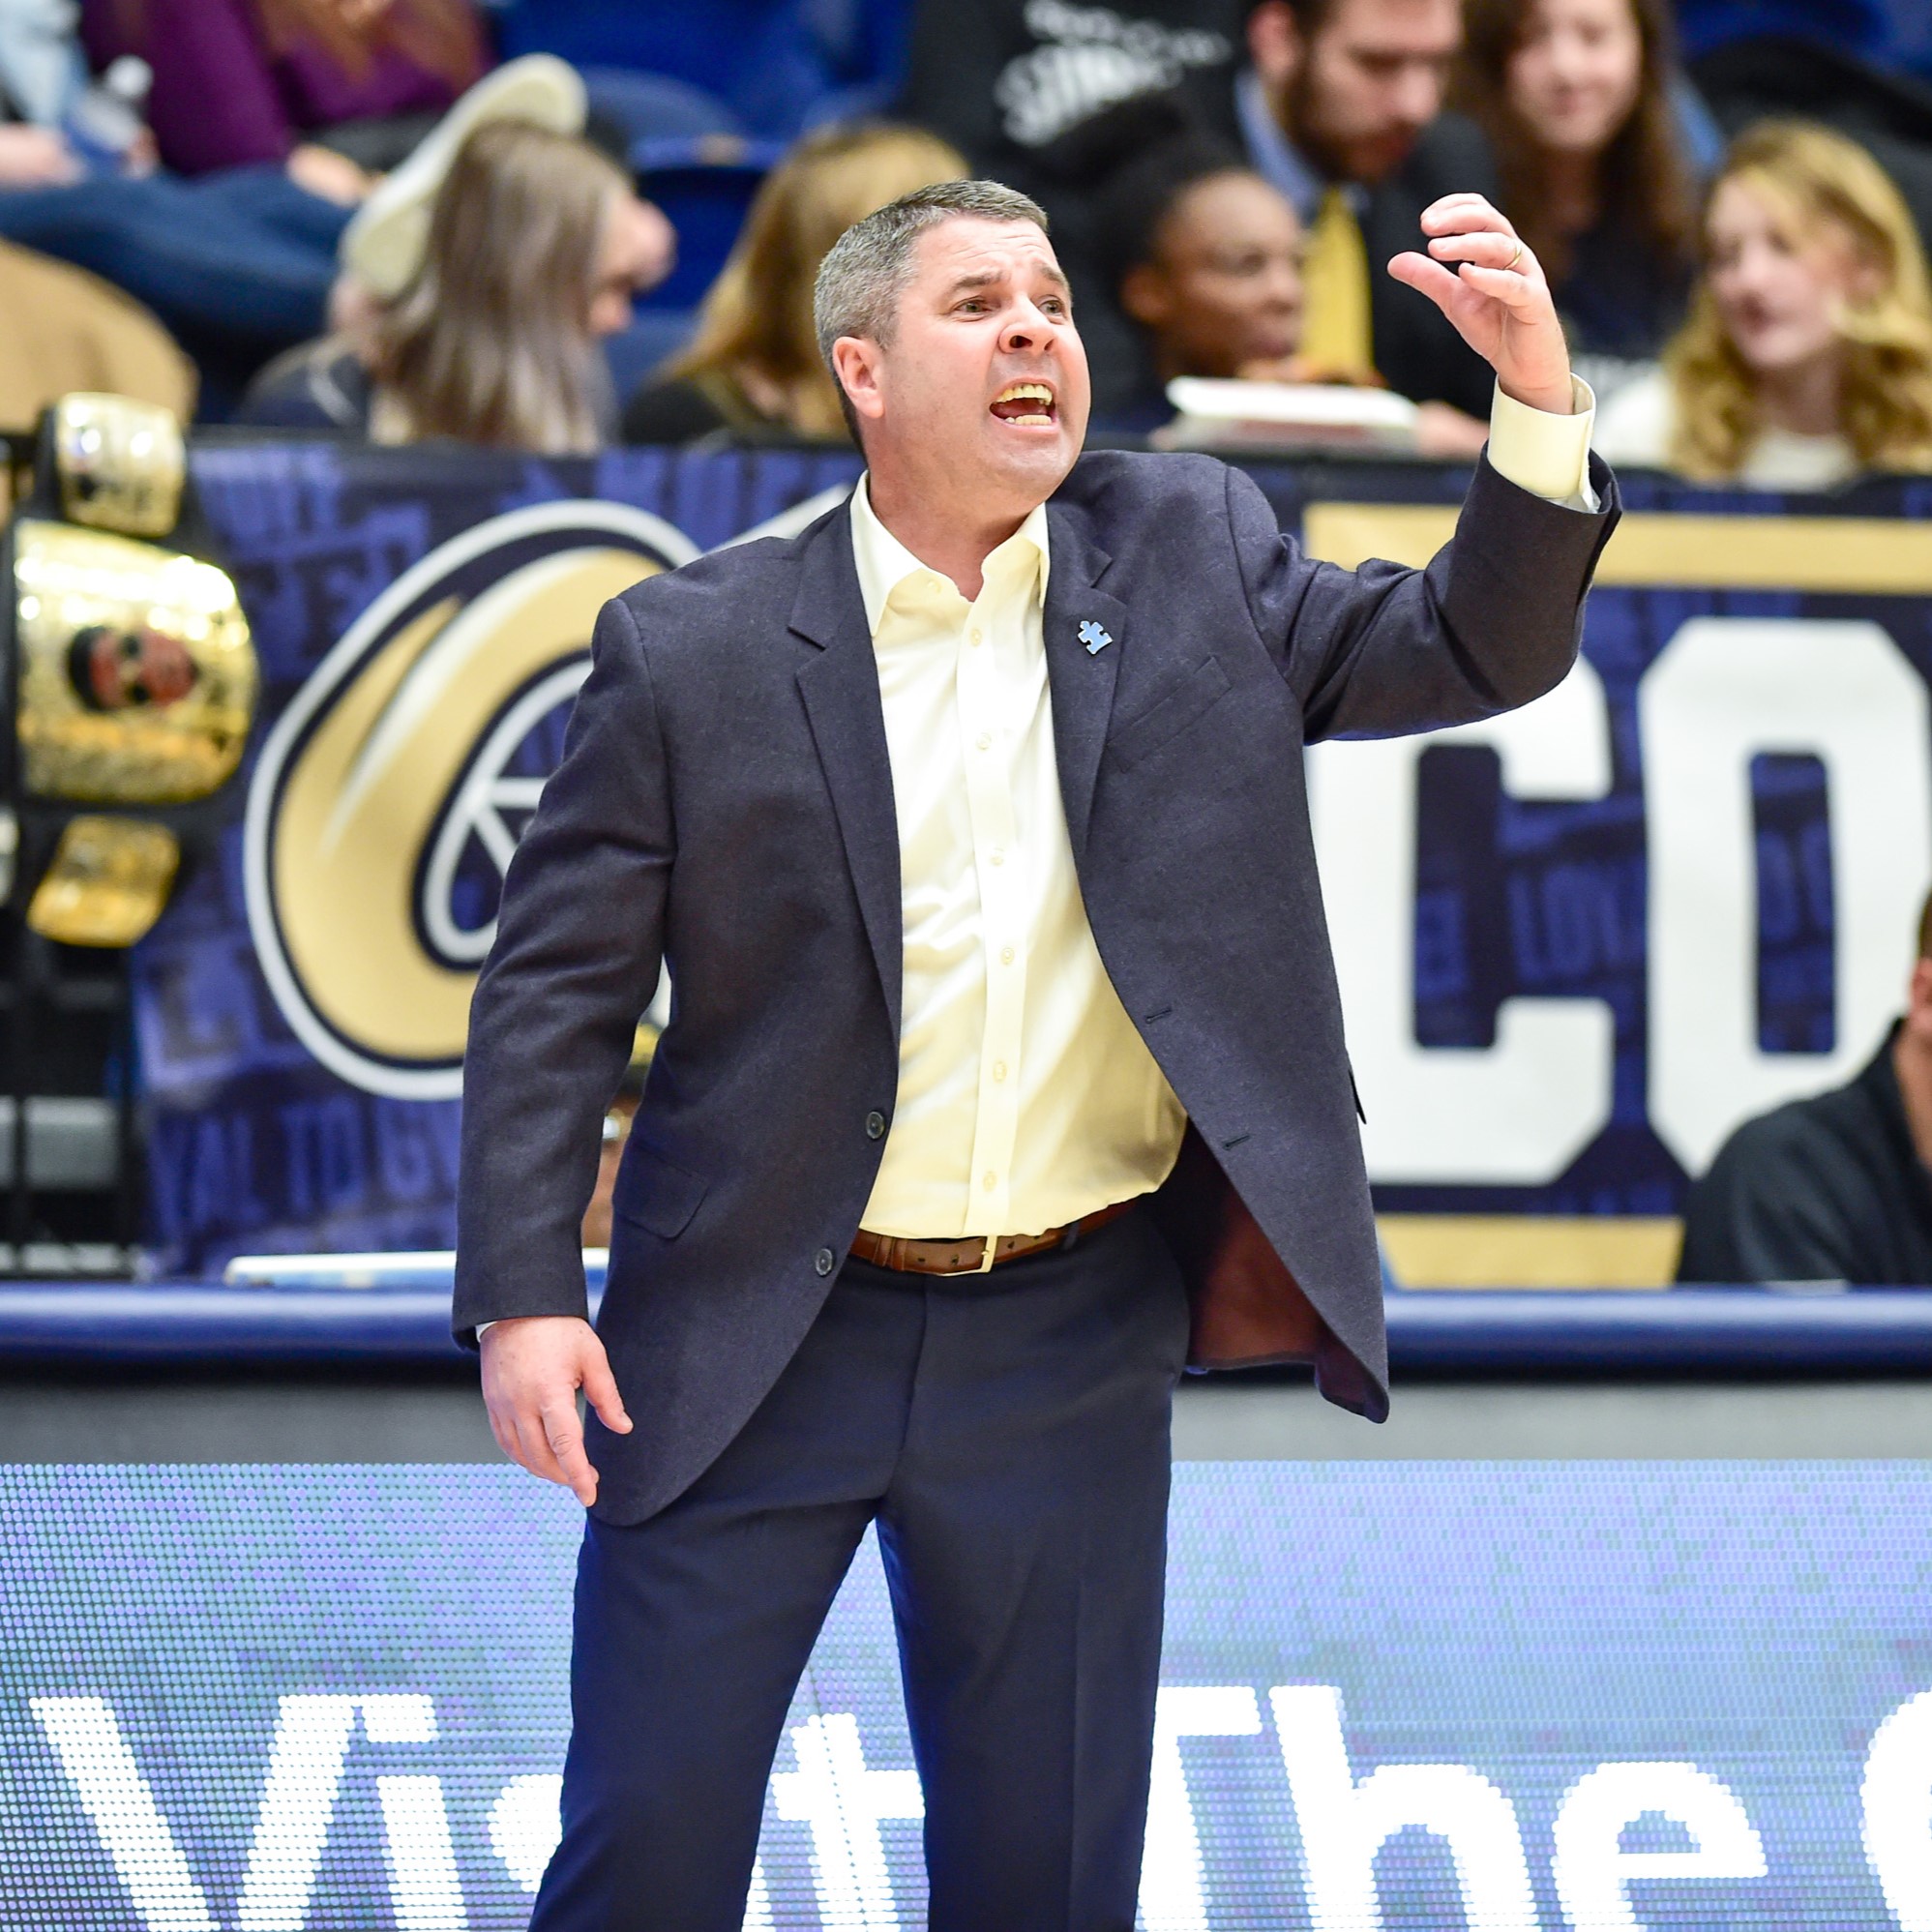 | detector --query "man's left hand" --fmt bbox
[1387,193,1574,416]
